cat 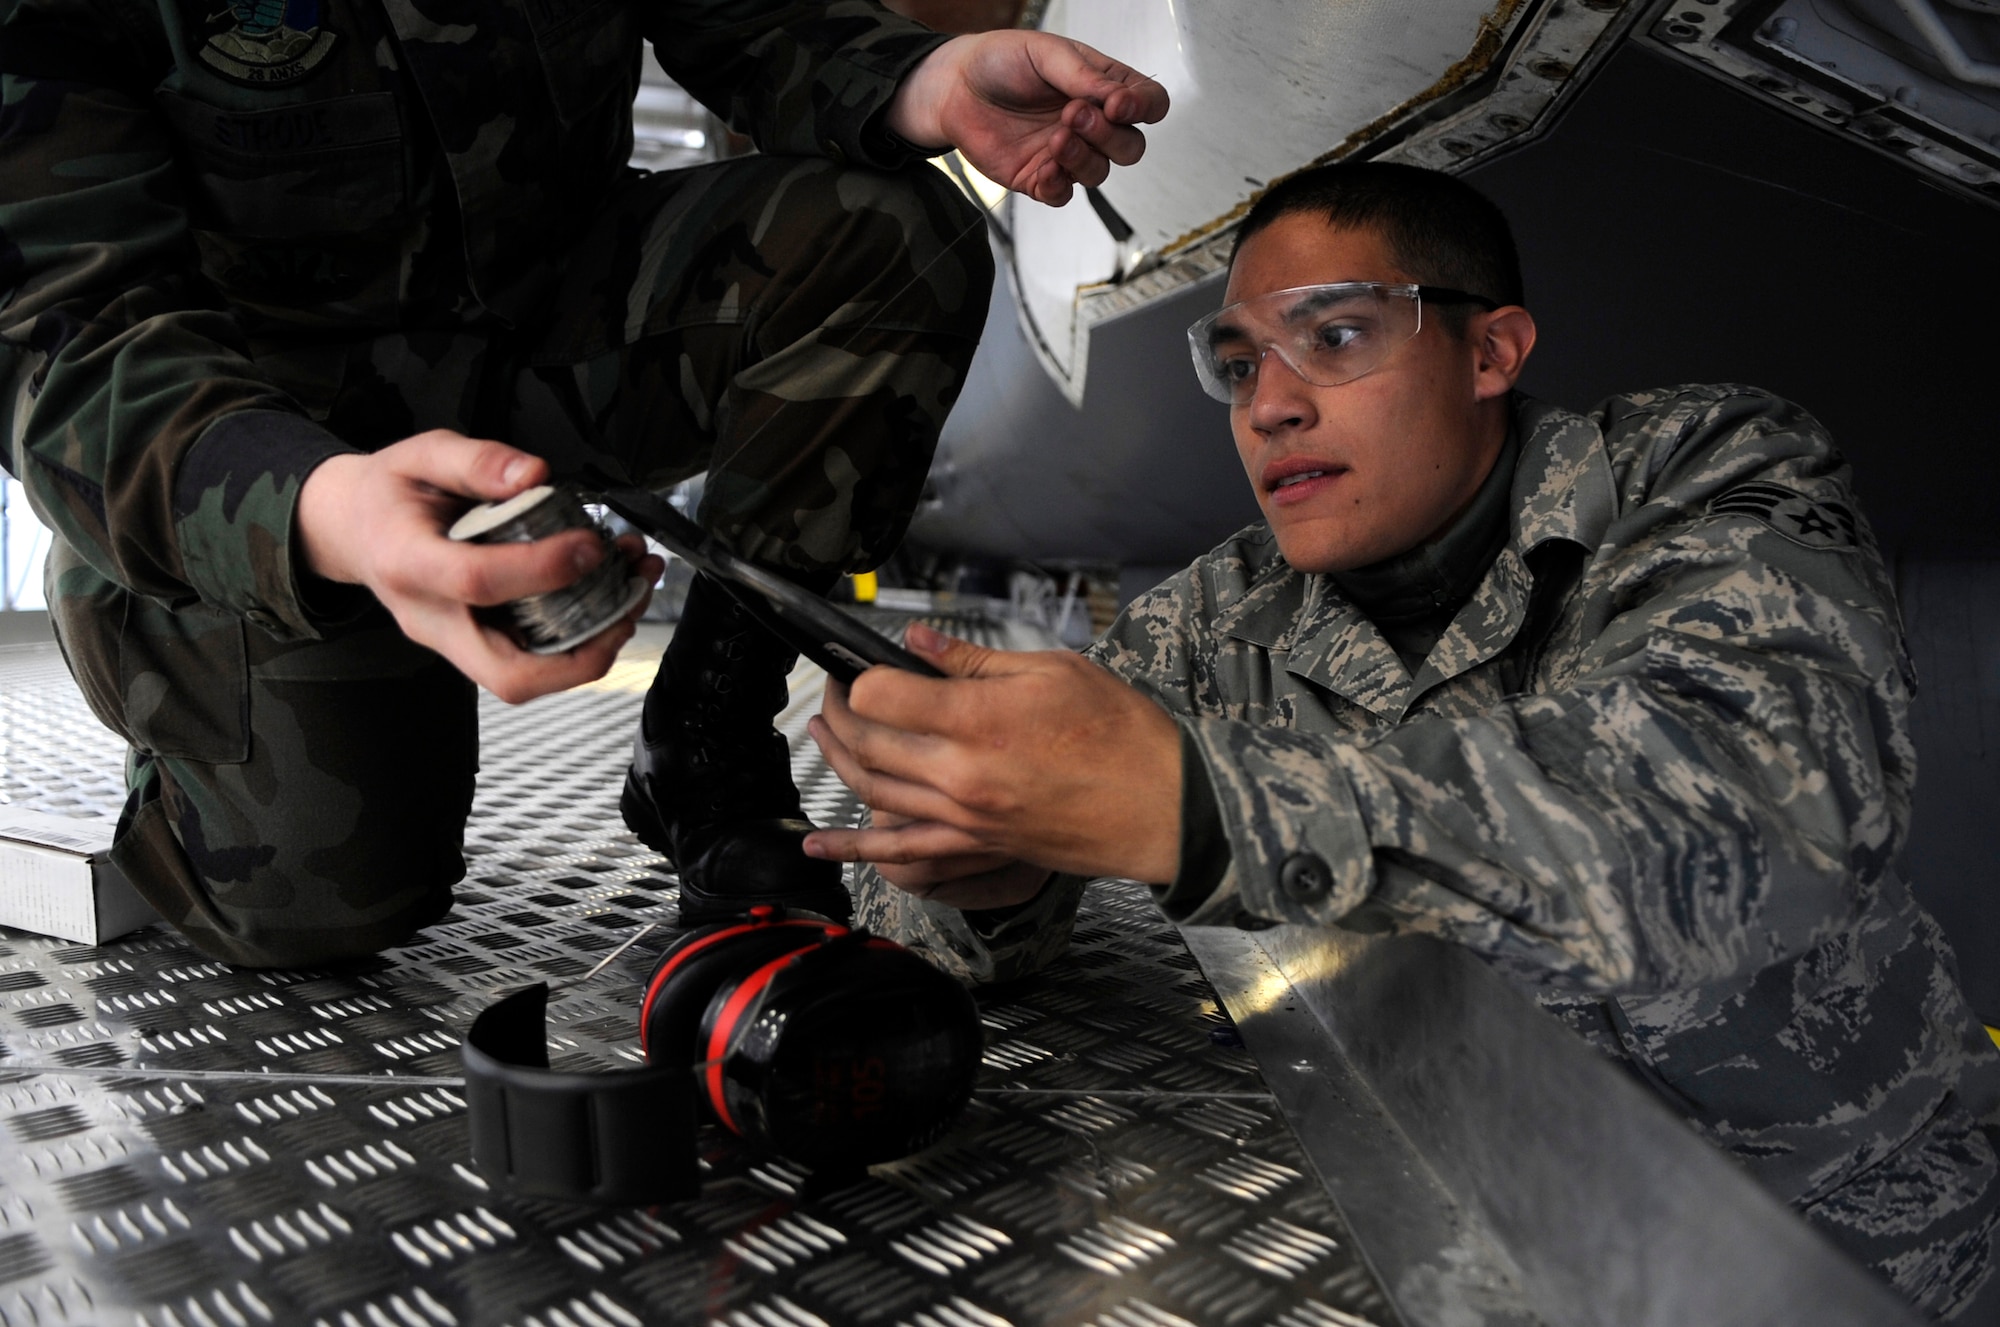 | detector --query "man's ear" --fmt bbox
[1471,306,1536,402]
